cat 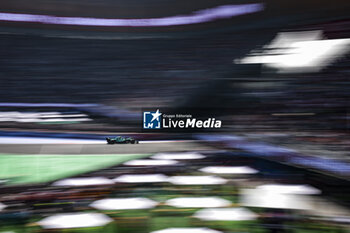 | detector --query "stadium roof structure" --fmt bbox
[0,0,348,36]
